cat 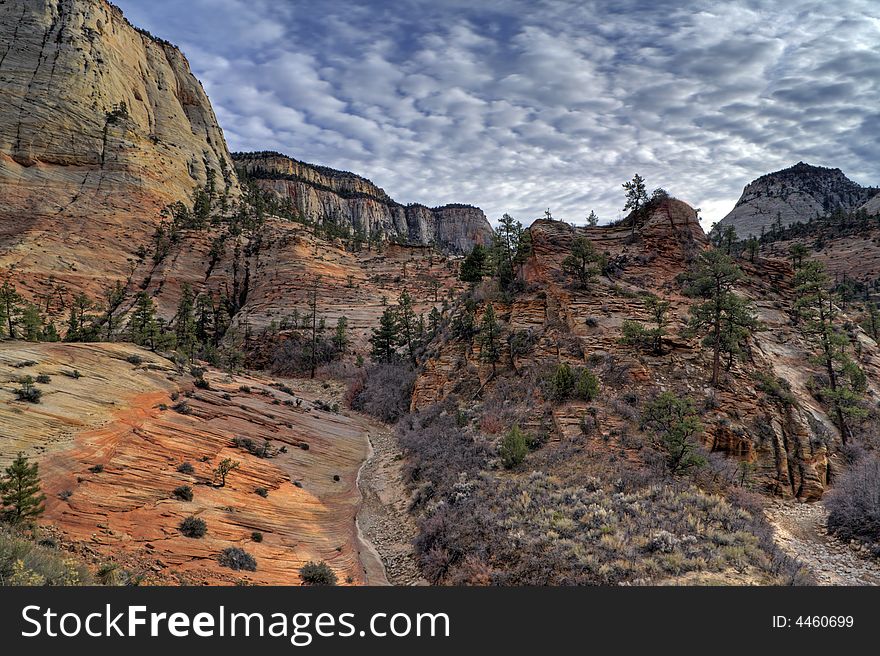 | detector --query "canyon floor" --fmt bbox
[766,501,880,585]
[2,338,876,586]
[0,341,414,586]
